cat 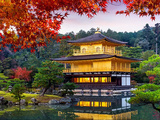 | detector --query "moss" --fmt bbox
[0,91,61,103]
